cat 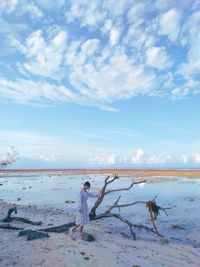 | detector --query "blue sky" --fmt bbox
[0,0,200,169]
